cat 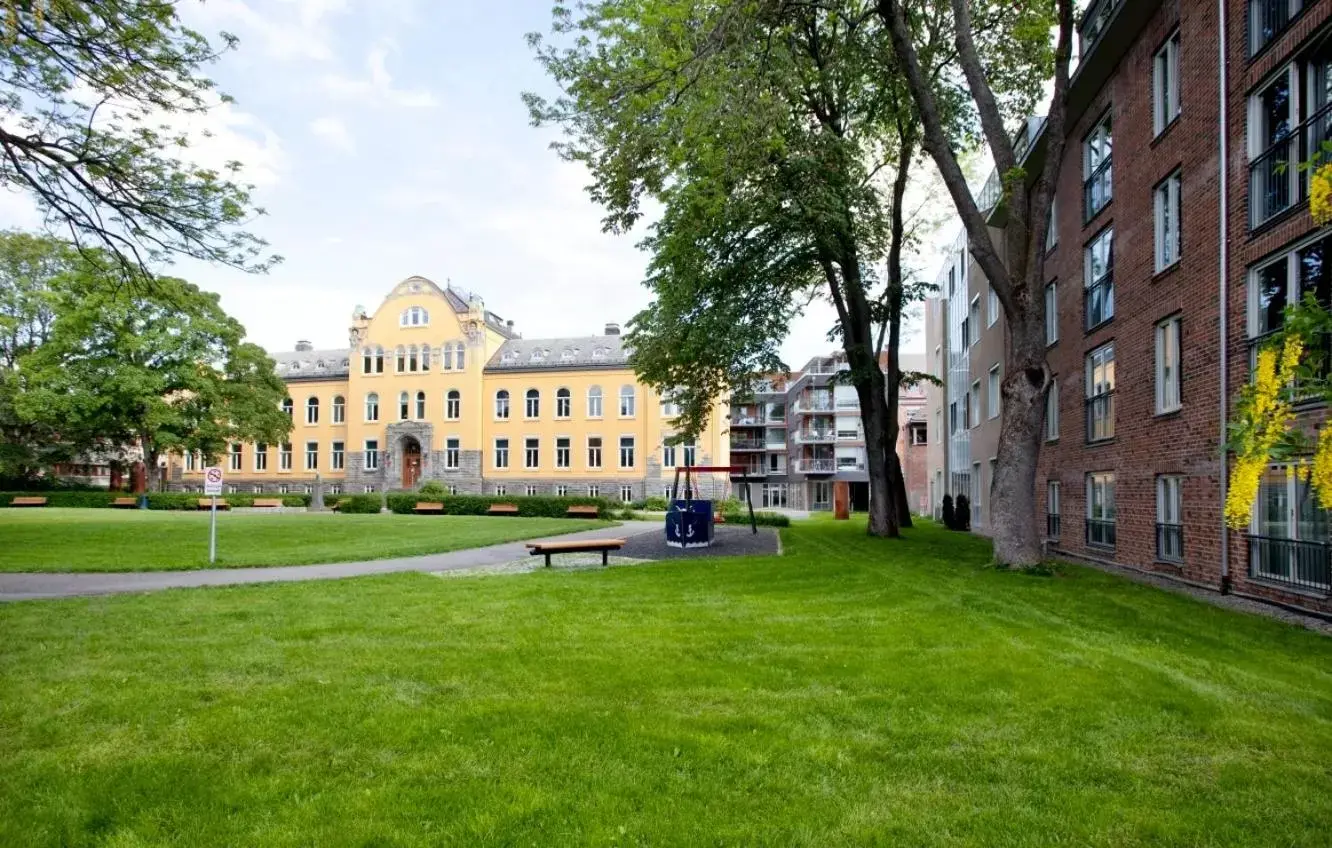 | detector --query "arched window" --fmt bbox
[442,343,454,370]
[305,396,319,425]
[410,345,420,372]
[400,306,429,326]
[362,347,373,374]
[525,388,540,418]
[420,345,431,371]
[495,389,510,419]
[365,393,379,422]
[395,345,406,373]
[446,389,461,420]
[373,346,384,373]
[415,391,426,420]
[281,397,293,417]
[619,385,636,417]
[587,385,603,418]
[399,391,410,421]
[332,395,345,424]
[556,387,571,418]
[454,342,466,370]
